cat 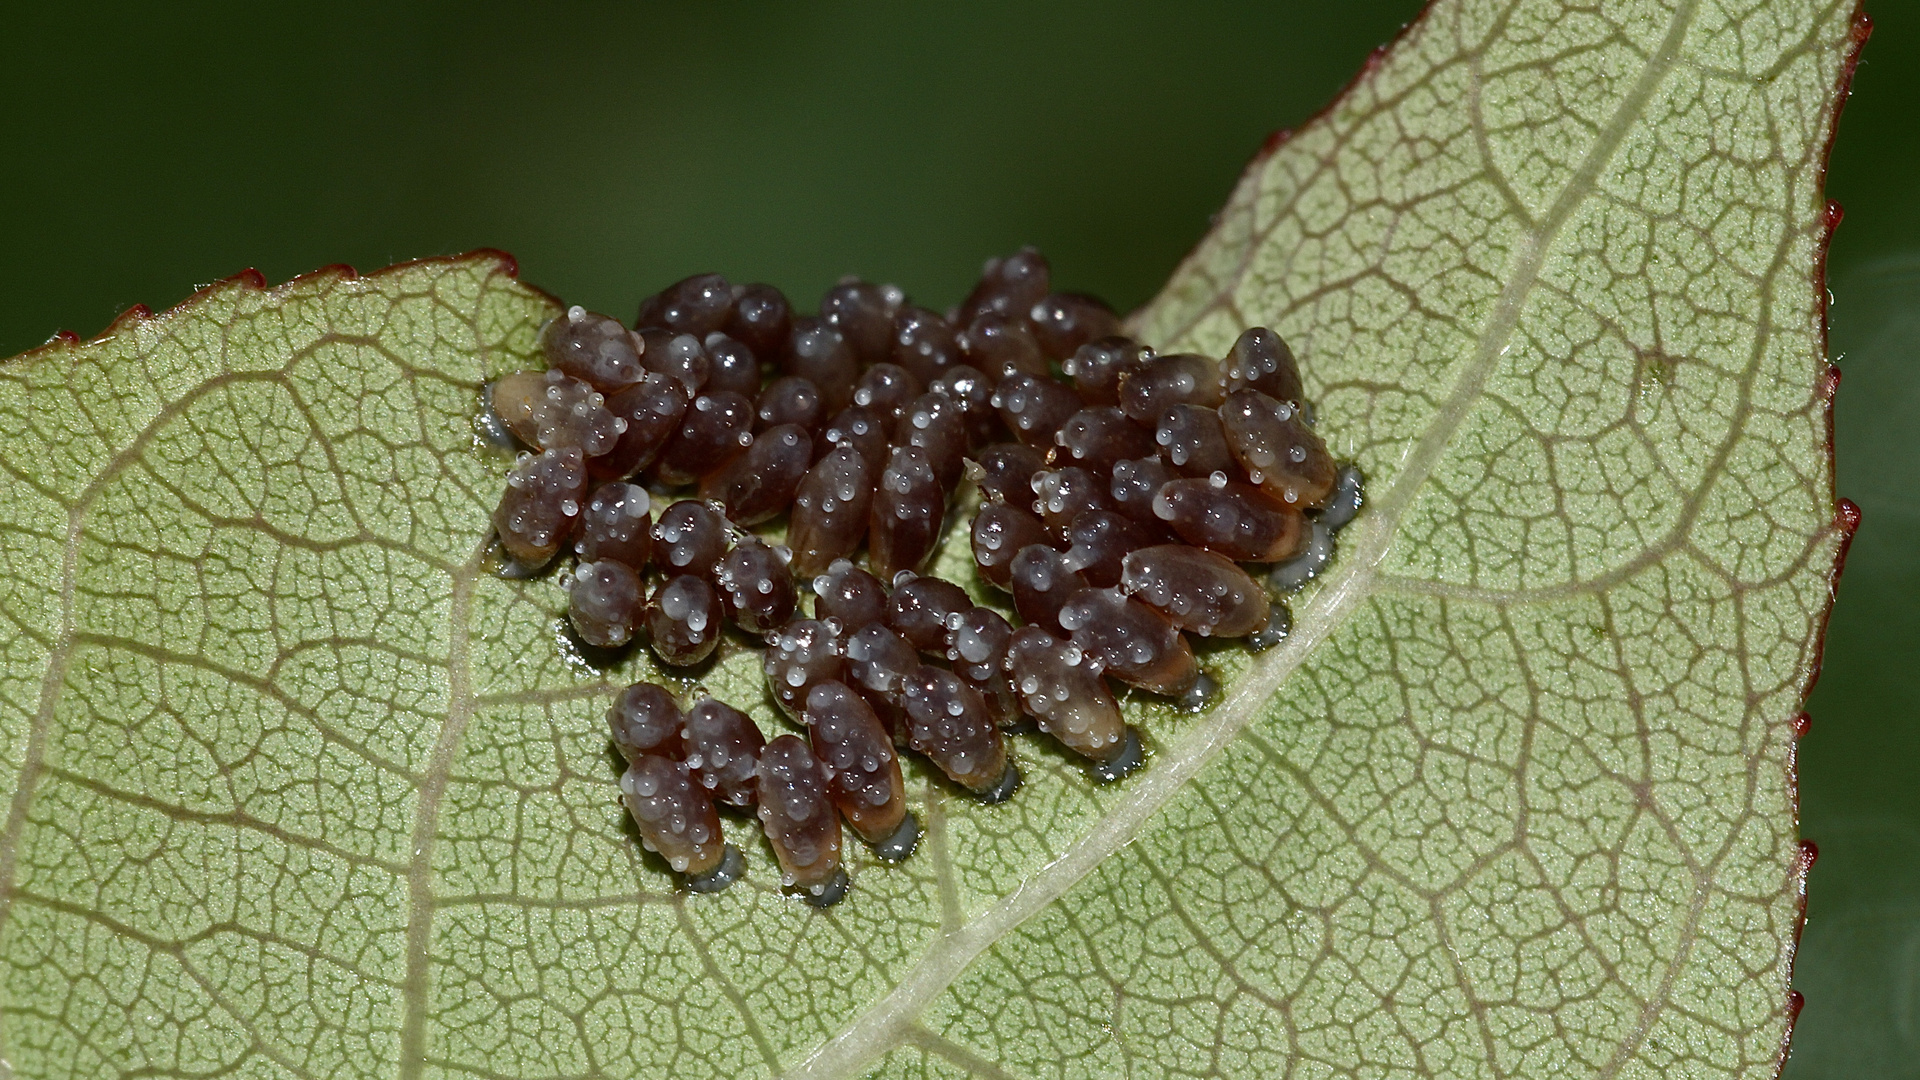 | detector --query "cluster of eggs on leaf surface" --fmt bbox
[480,250,1364,905]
